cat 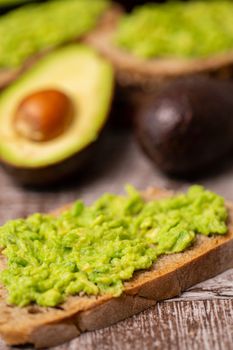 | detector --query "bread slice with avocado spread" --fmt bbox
[0,185,233,348]
[85,1,233,90]
[0,0,118,89]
